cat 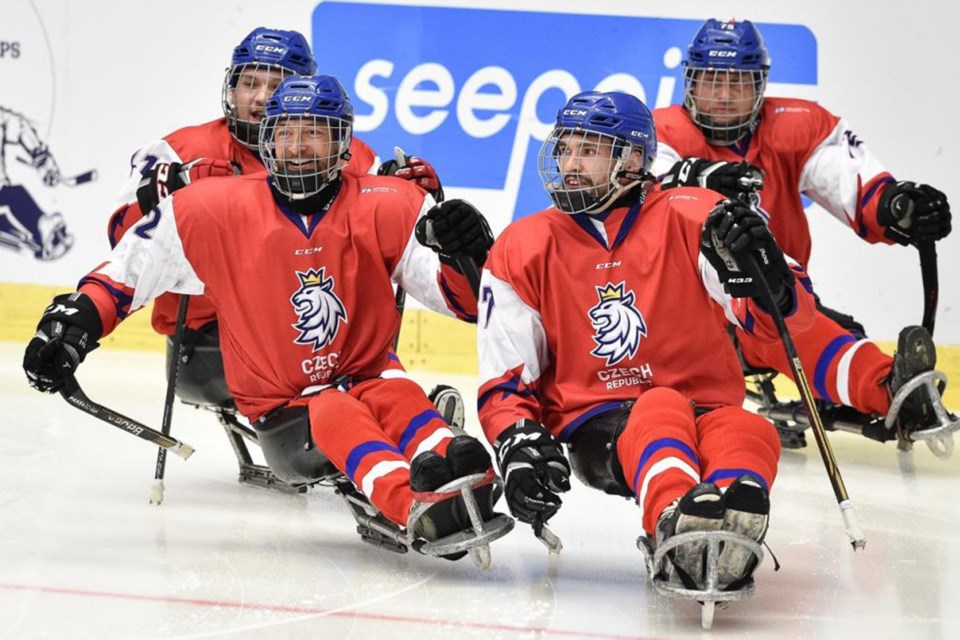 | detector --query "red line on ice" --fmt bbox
[0,582,660,639]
